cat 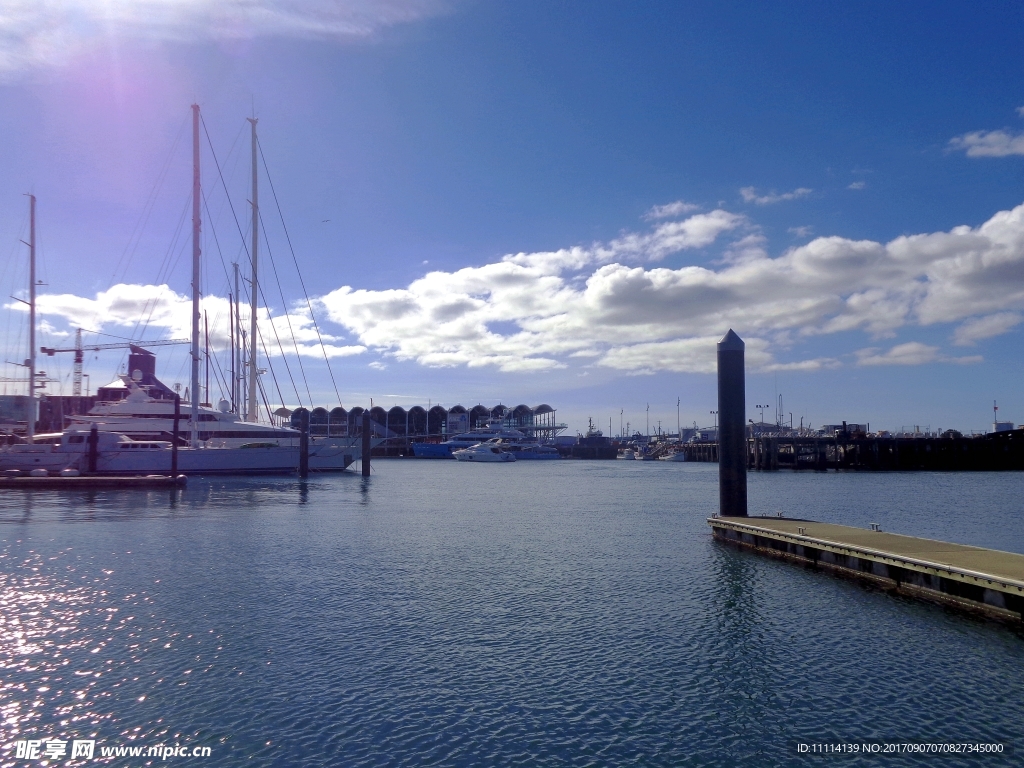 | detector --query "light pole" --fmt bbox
[755,403,770,428]
[82,374,90,397]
